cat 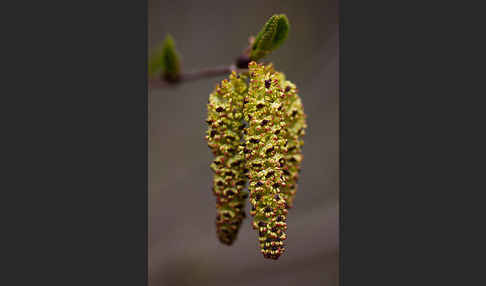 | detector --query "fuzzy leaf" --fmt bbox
[250,14,290,61]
